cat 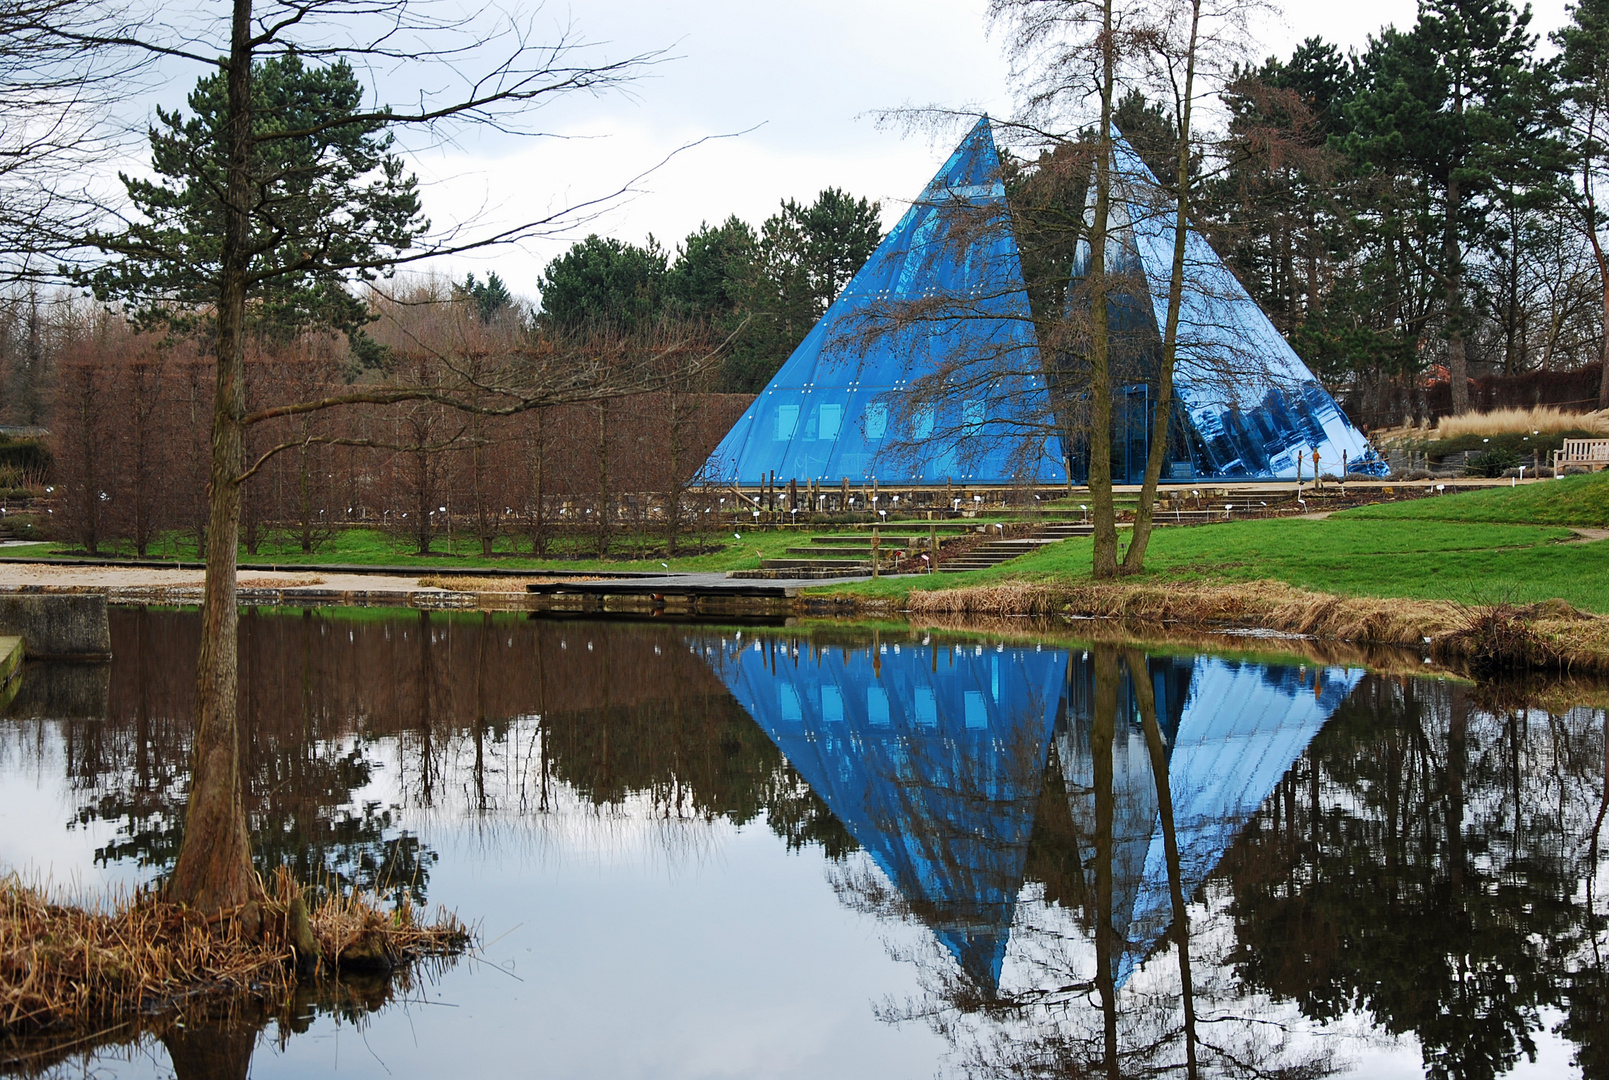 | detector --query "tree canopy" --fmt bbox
[85,52,423,362]
[535,188,882,392]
